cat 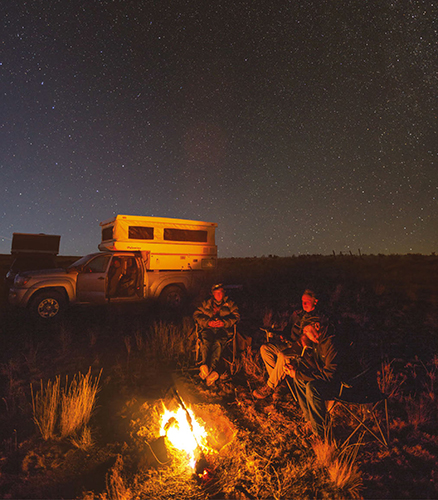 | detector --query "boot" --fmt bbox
[253,384,273,399]
[200,365,210,380]
[206,370,219,386]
